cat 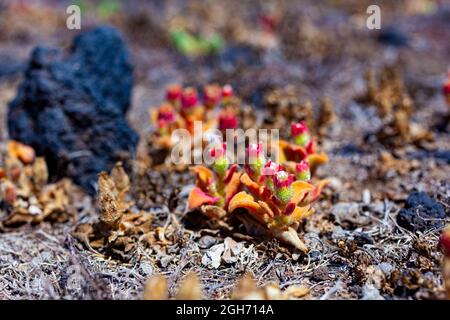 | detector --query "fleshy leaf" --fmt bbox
[240,173,262,197]
[306,153,329,173]
[224,172,242,208]
[281,142,308,162]
[228,191,262,214]
[290,180,315,205]
[300,179,330,205]
[188,187,218,209]
[192,166,214,190]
